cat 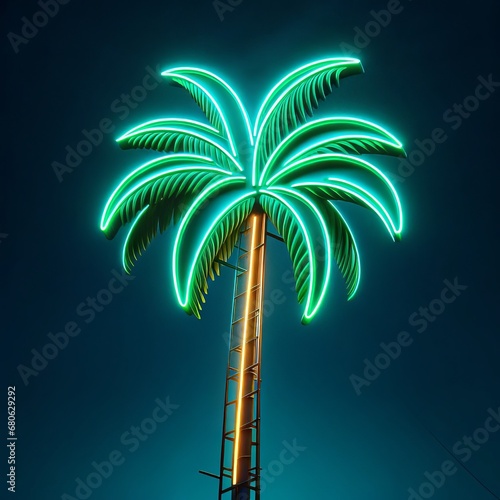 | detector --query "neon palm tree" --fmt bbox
[100,57,405,499]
